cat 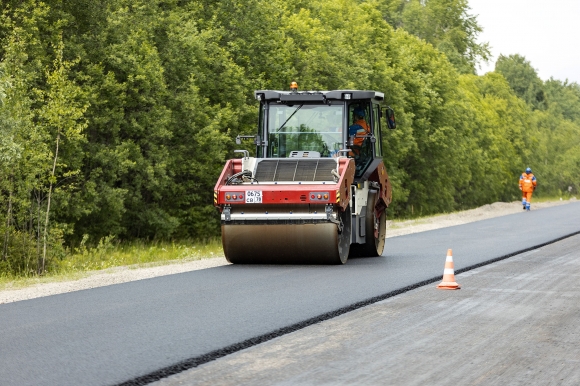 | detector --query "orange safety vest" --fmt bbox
[350,119,370,147]
[519,173,537,193]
